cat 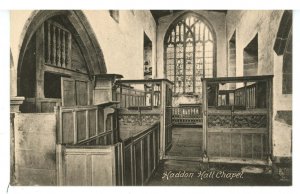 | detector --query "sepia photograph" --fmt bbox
[9,9,292,186]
